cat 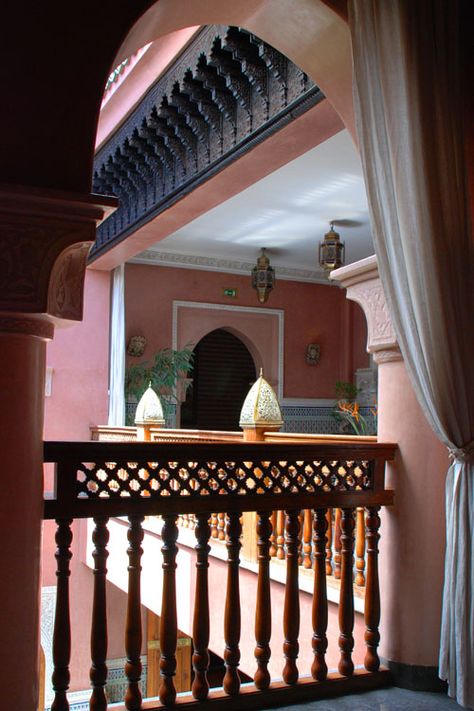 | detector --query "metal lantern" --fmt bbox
[319,222,345,272]
[251,248,275,303]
